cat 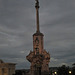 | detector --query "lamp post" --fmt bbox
[69,71,72,75]
[54,71,57,75]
